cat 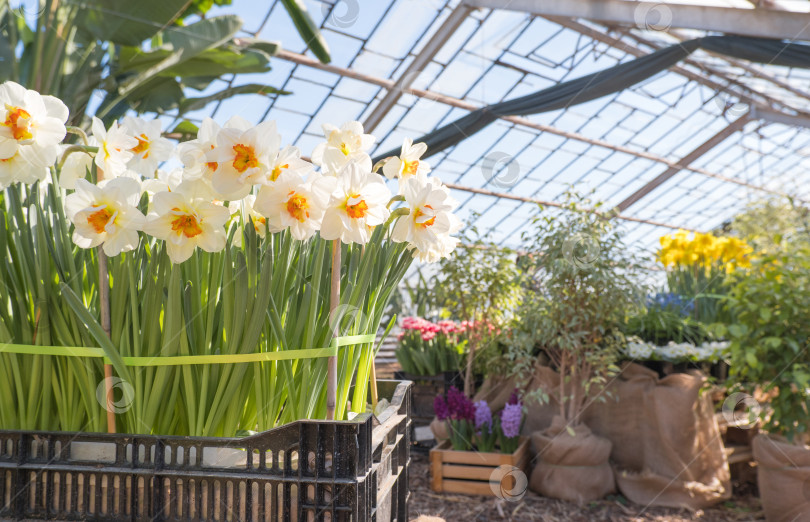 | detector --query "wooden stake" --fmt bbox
[98,250,116,433]
[326,240,340,420]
